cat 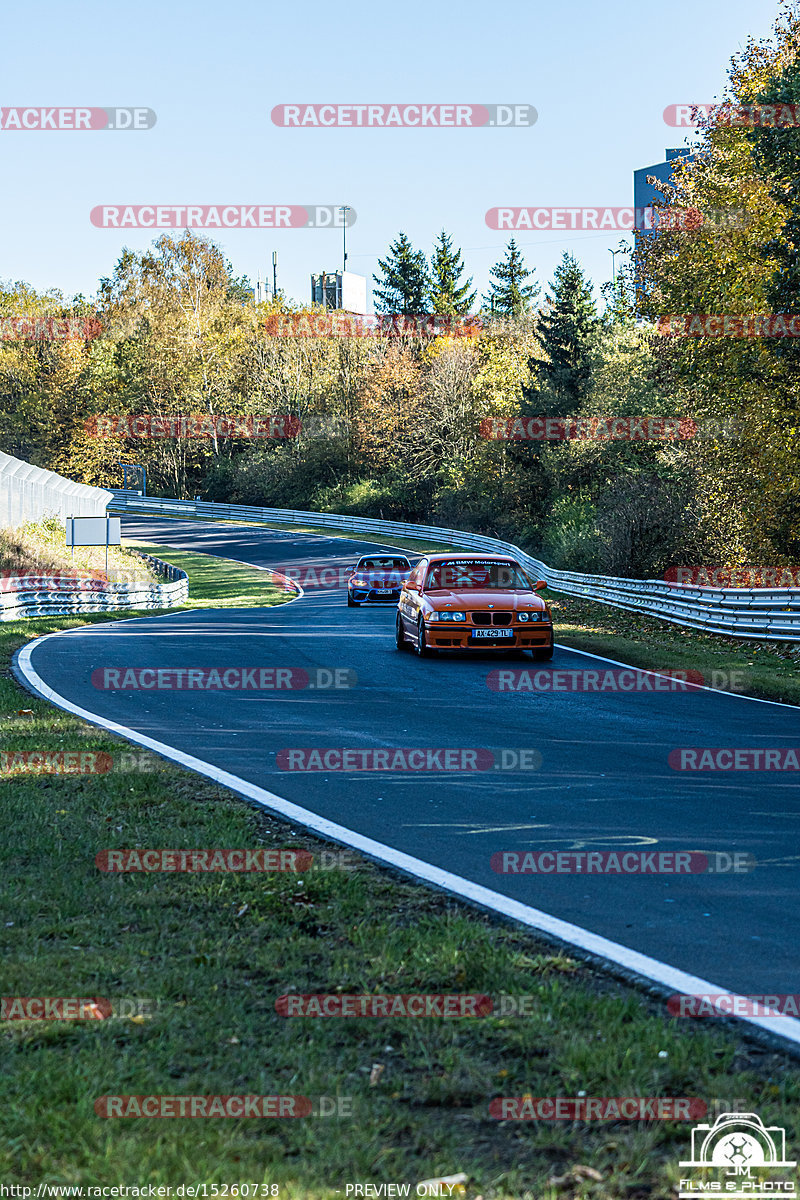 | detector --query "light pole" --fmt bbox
[340,206,351,277]
[609,247,622,285]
